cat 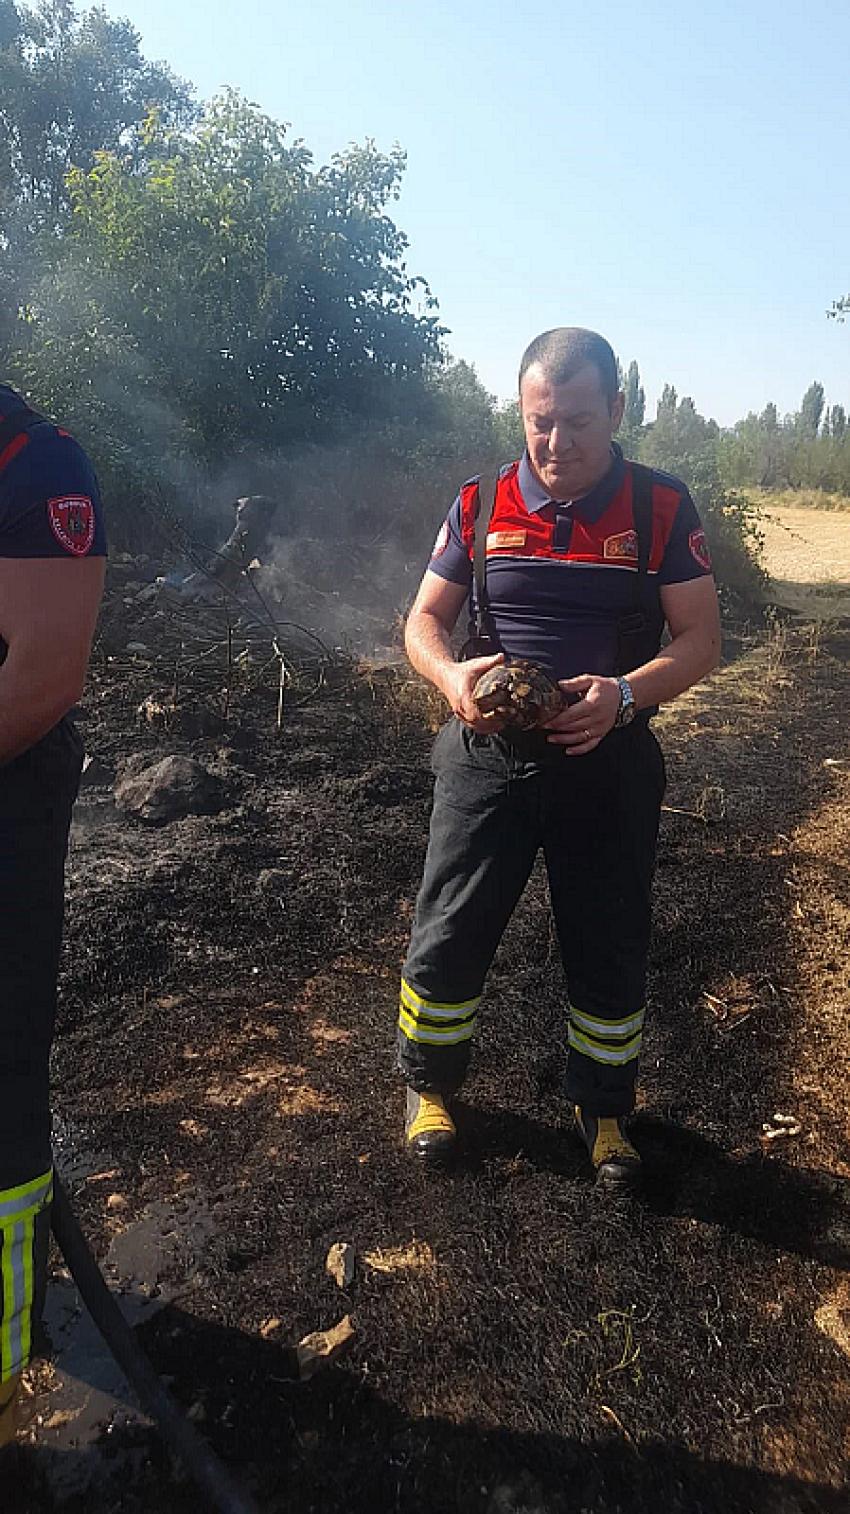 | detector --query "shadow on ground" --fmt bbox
[10,1302,849,1514]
